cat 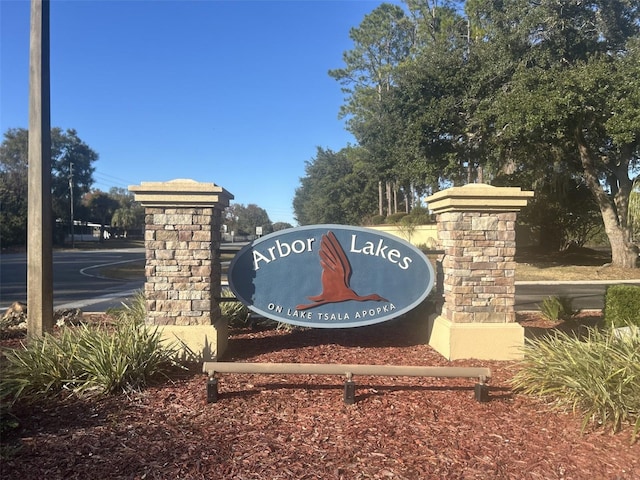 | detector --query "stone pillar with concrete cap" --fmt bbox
[425,184,534,360]
[129,179,233,360]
